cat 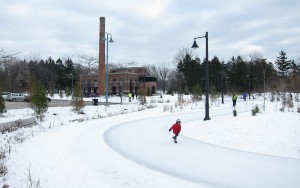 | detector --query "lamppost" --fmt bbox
[191,31,210,121]
[70,72,73,98]
[105,32,113,106]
